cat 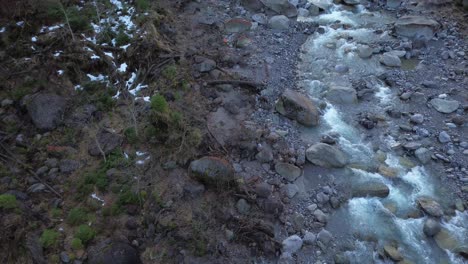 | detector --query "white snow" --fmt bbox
[0,27,5,33]
[118,63,127,72]
[31,36,37,42]
[57,70,64,75]
[16,21,24,27]
[121,44,131,50]
[91,193,105,206]
[75,85,83,90]
[128,83,148,96]
[104,52,114,58]
[54,51,62,57]
[90,54,100,60]
[87,73,106,82]
[136,151,147,156]
[110,0,123,9]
